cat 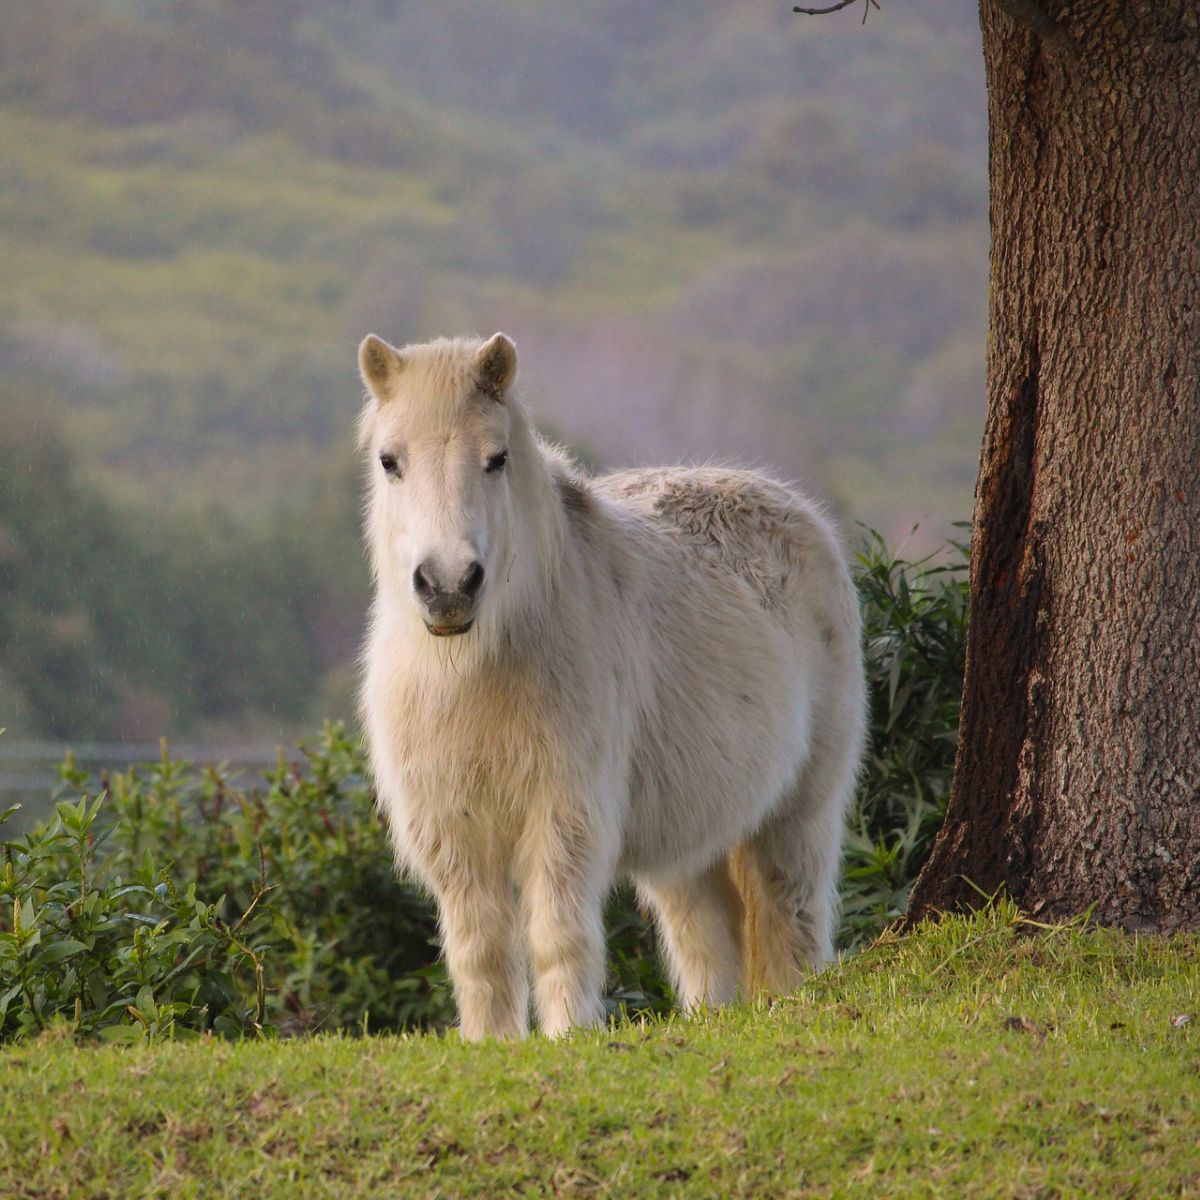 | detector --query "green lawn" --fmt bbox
[3,907,1198,1199]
